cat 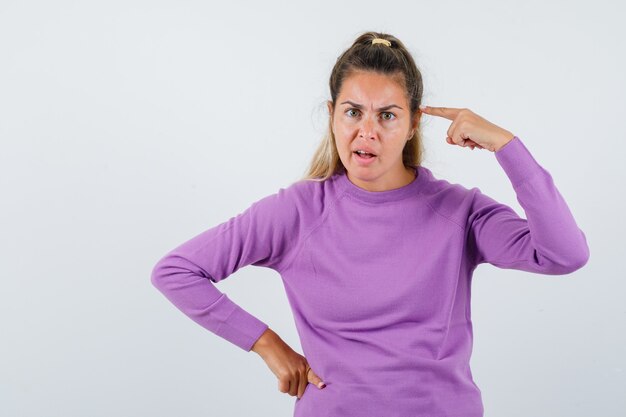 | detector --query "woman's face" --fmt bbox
[328,70,419,192]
